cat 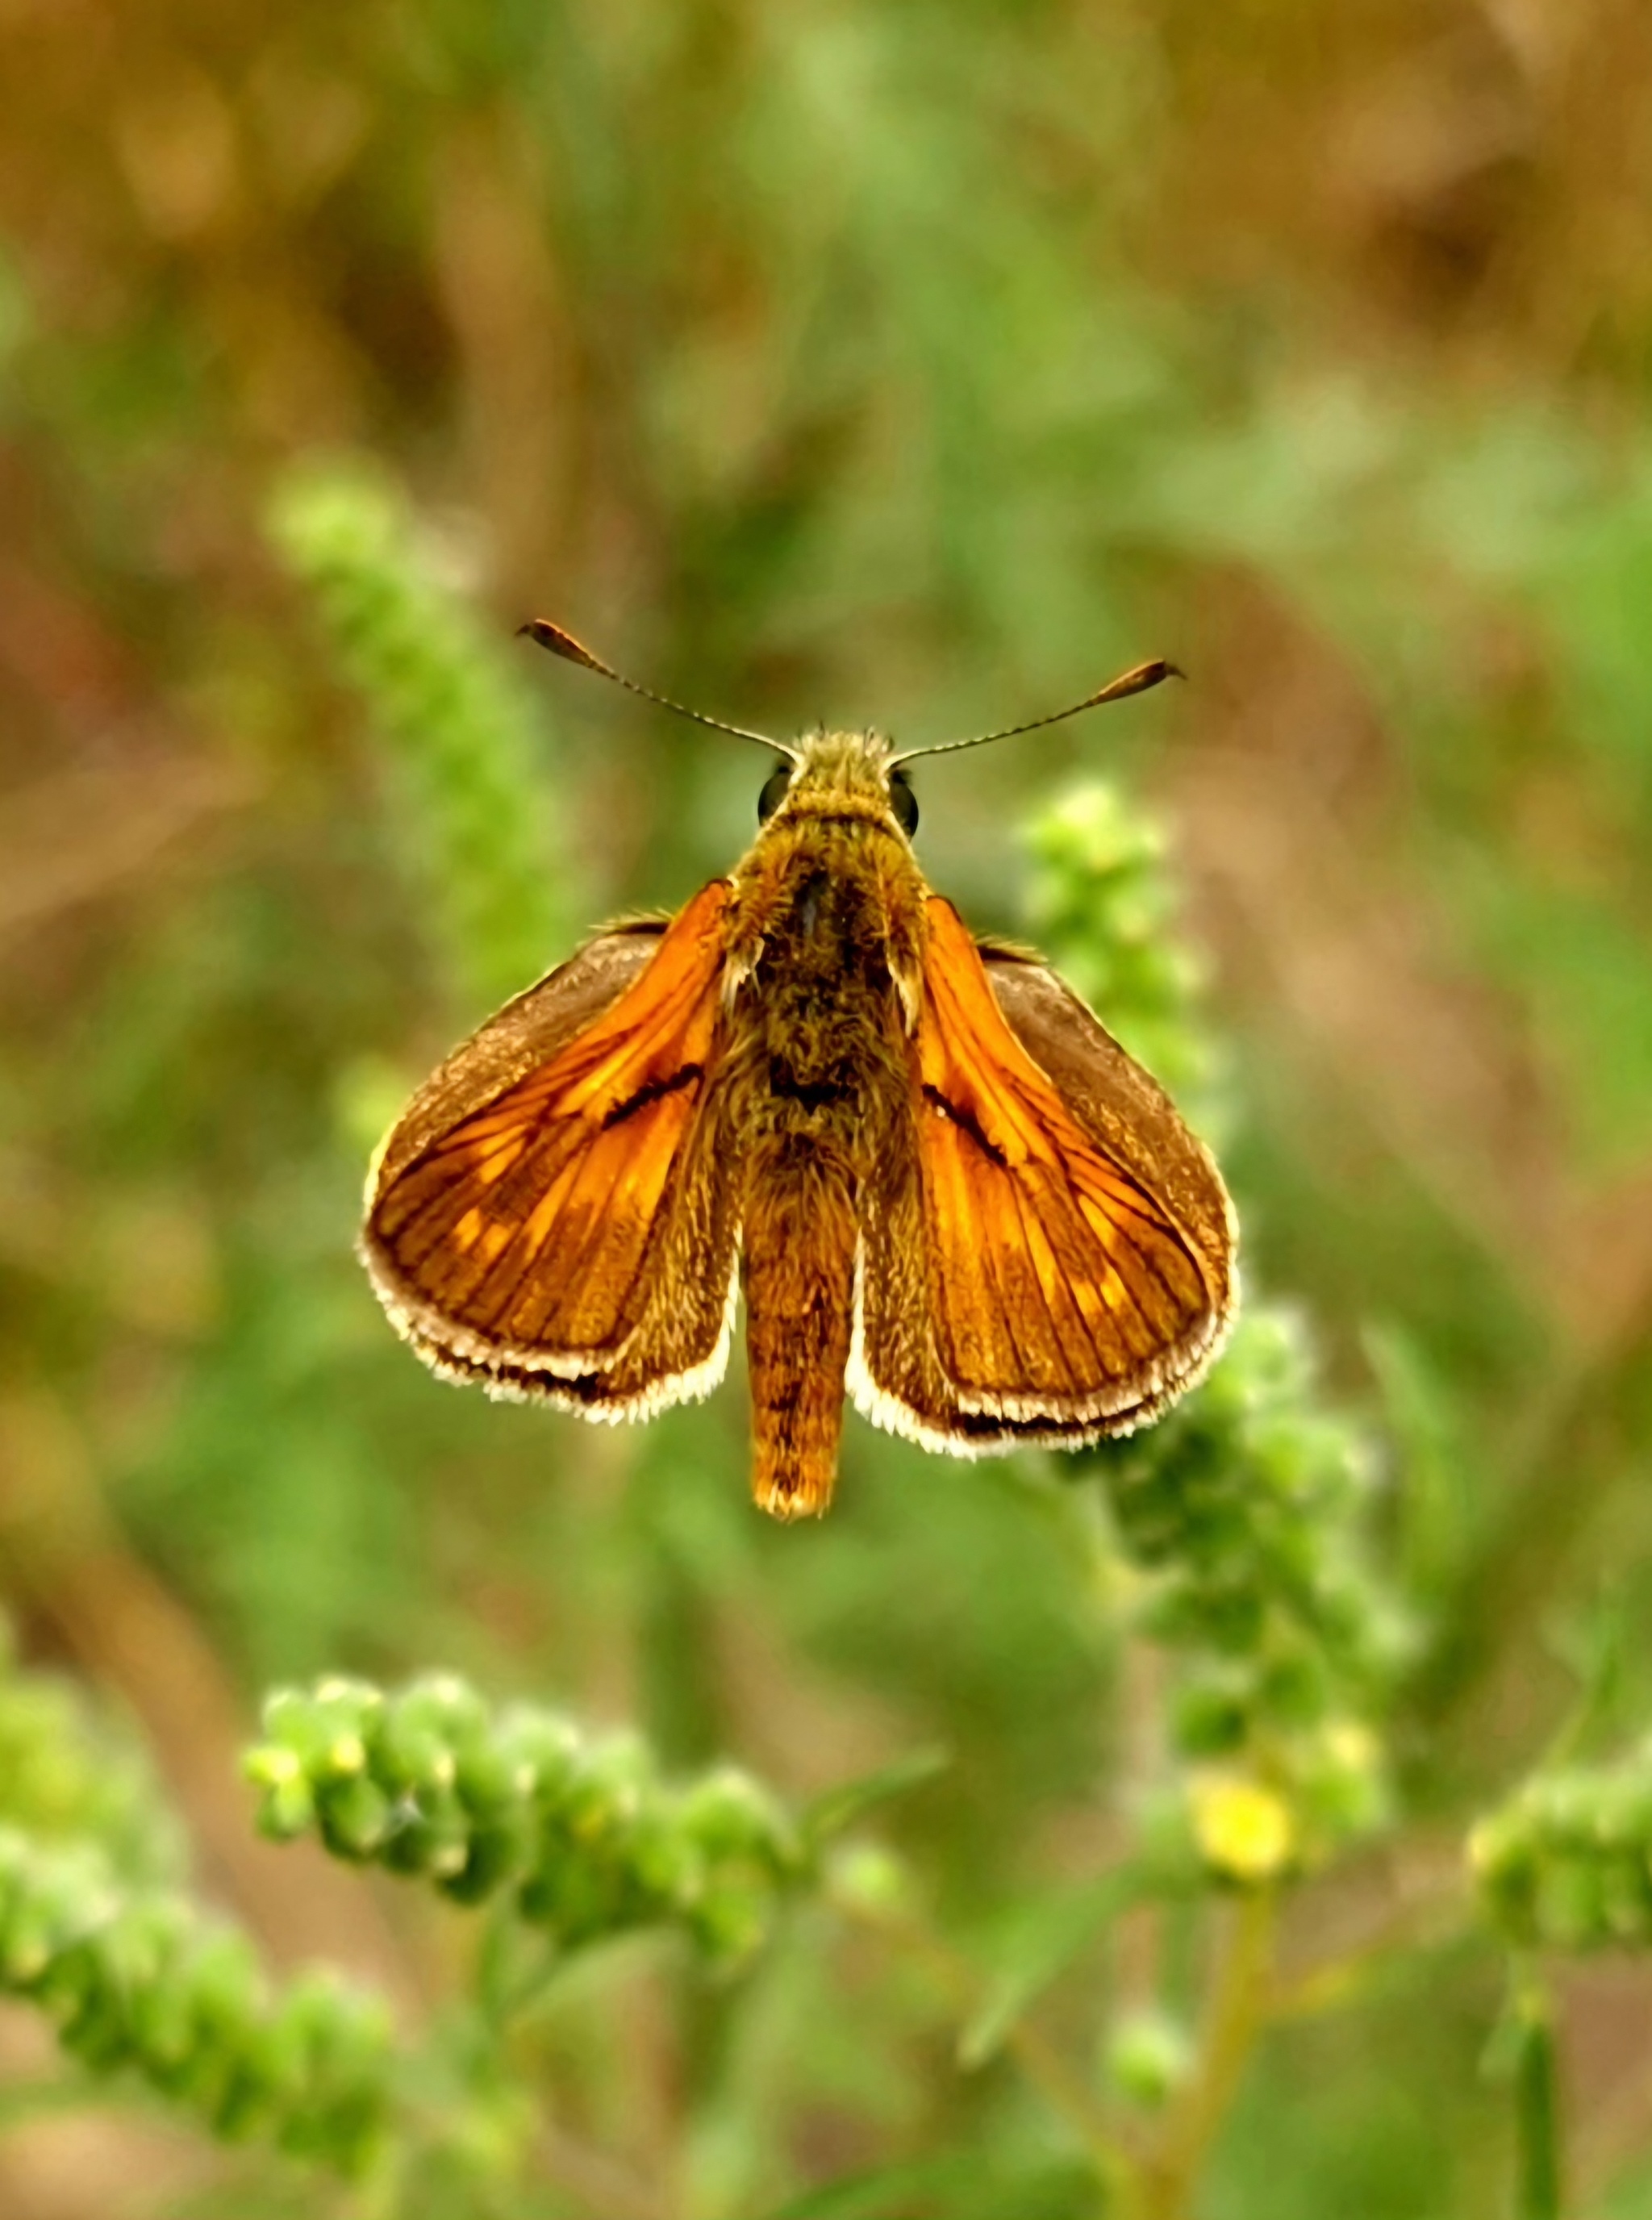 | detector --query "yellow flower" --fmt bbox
[1190,1774,1295,1884]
